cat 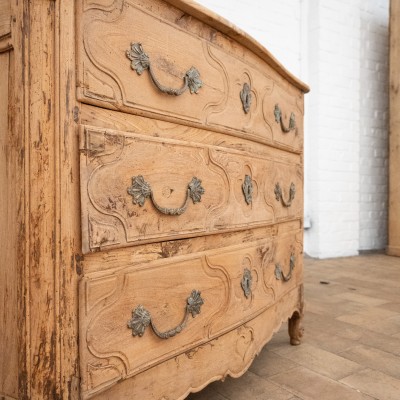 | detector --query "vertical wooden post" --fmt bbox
[388,0,400,256]
[25,1,58,397]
